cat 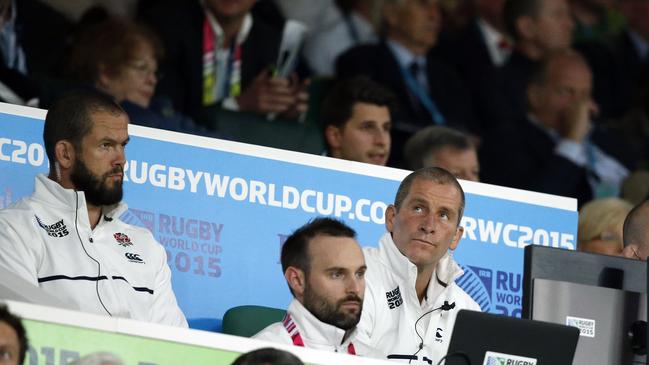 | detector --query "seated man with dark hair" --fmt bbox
[403,126,480,181]
[322,76,395,166]
[254,217,371,355]
[0,304,28,365]
[0,92,187,326]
